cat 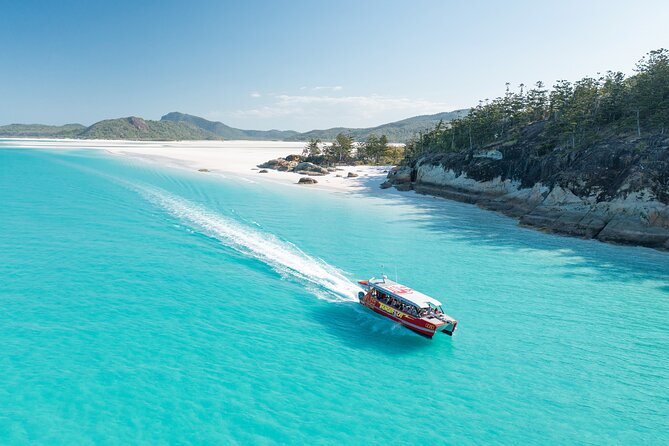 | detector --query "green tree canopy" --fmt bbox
[330,133,354,163]
[303,138,321,156]
[405,48,669,158]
